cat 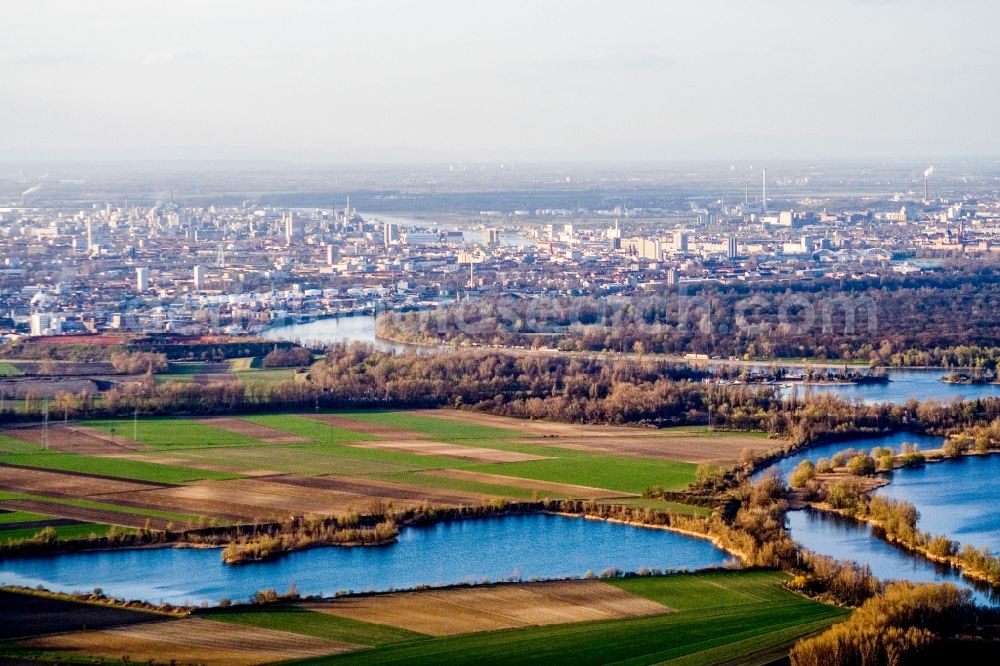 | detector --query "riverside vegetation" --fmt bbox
[376,266,1000,366]
[787,433,1000,587]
